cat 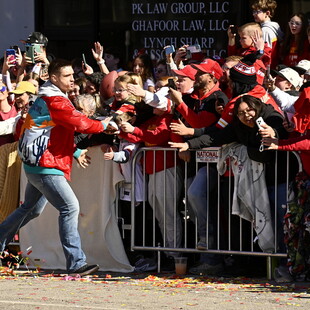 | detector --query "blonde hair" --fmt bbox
[114,73,142,103]
[238,22,262,37]
[225,55,243,63]
[75,94,96,116]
